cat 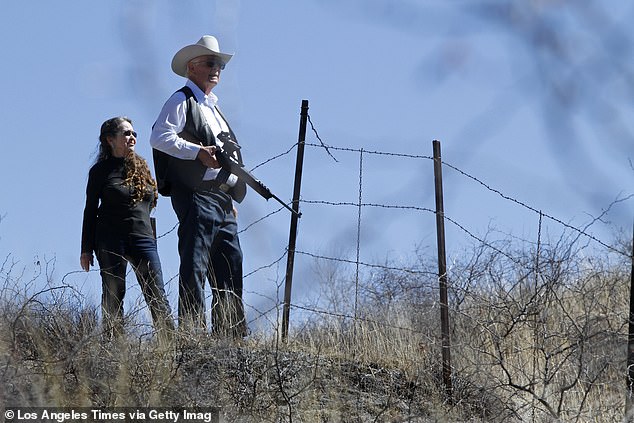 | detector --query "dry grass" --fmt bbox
[0,232,631,422]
